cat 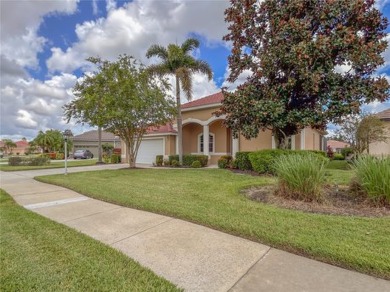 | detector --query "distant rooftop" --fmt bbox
[375,108,390,120]
[73,130,120,141]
